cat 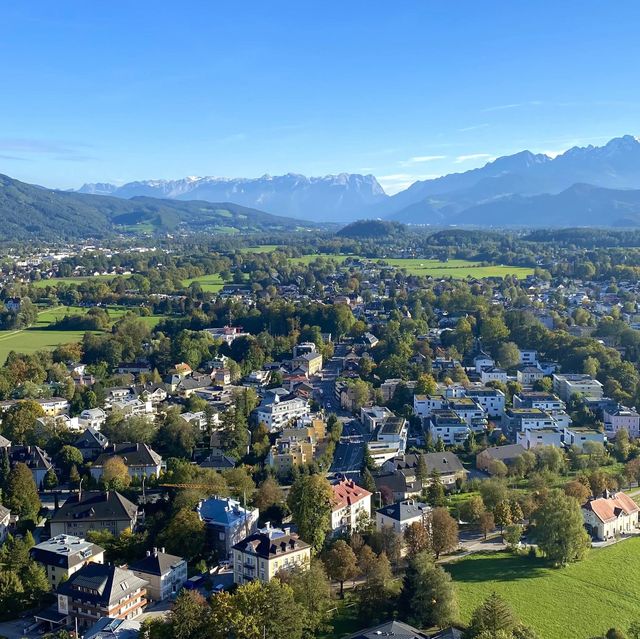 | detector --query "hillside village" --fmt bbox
[0,232,640,639]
